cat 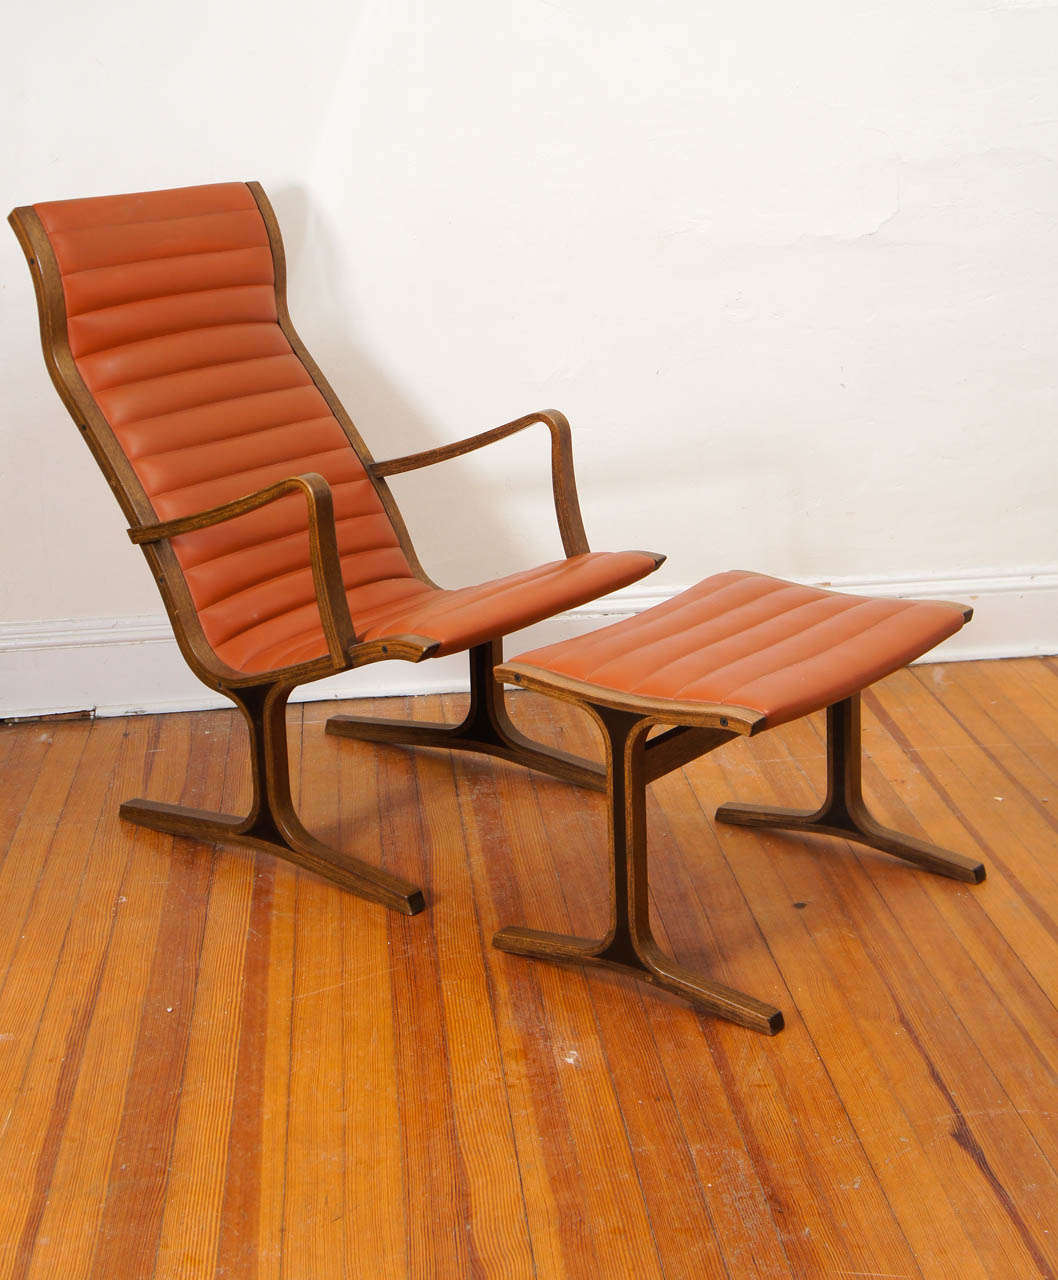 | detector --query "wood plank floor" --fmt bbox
[0,656,1056,1279]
